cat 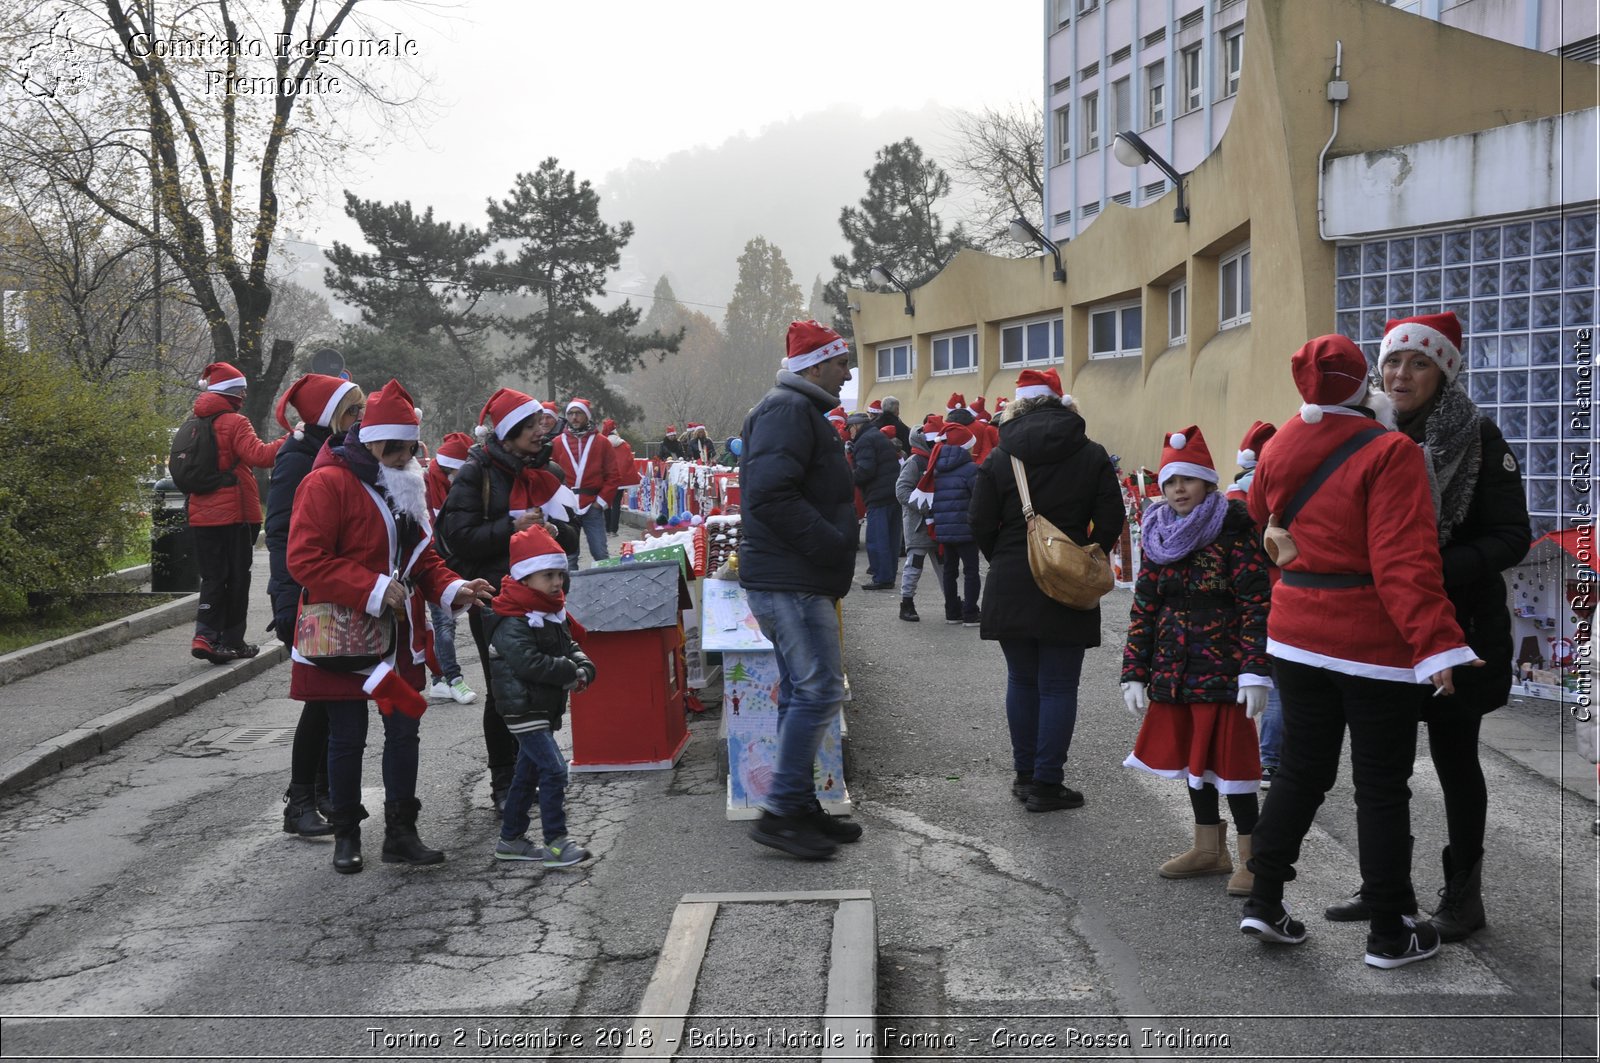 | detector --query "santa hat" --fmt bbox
[1015,368,1063,402]
[867,399,883,415]
[1158,425,1218,486]
[908,423,975,509]
[275,373,359,436]
[199,361,247,392]
[943,424,976,451]
[995,397,1009,412]
[920,415,947,443]
[509,525,568,580]
[602,418,617,436]
[826,407,846,425]
[477,388,544,441]
[363,660,427,720]
[687,422,705,434]
[1378,311,1463,383]
[358,379,421,444]
[969,396,991,423]
[433,431,473,470]
[665,425,678,436]
[1235,421,1276,469]
[566,397,594,420]
[946,393,967,413]
[1291,334,1373,425]
[784,320,849,372]
[881,425,897,440]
